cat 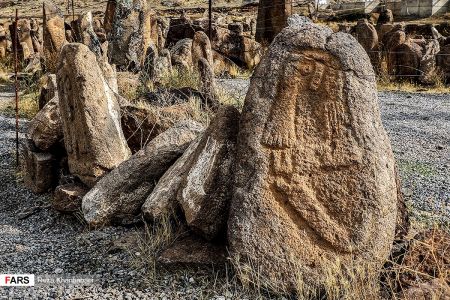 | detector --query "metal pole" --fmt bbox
[72,0,75,21]
[14,9,19,168]
[208,0,212,40]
